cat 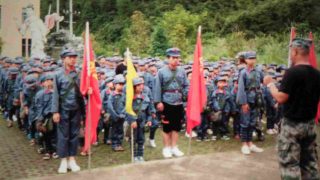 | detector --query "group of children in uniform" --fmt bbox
[0,47,286,167]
